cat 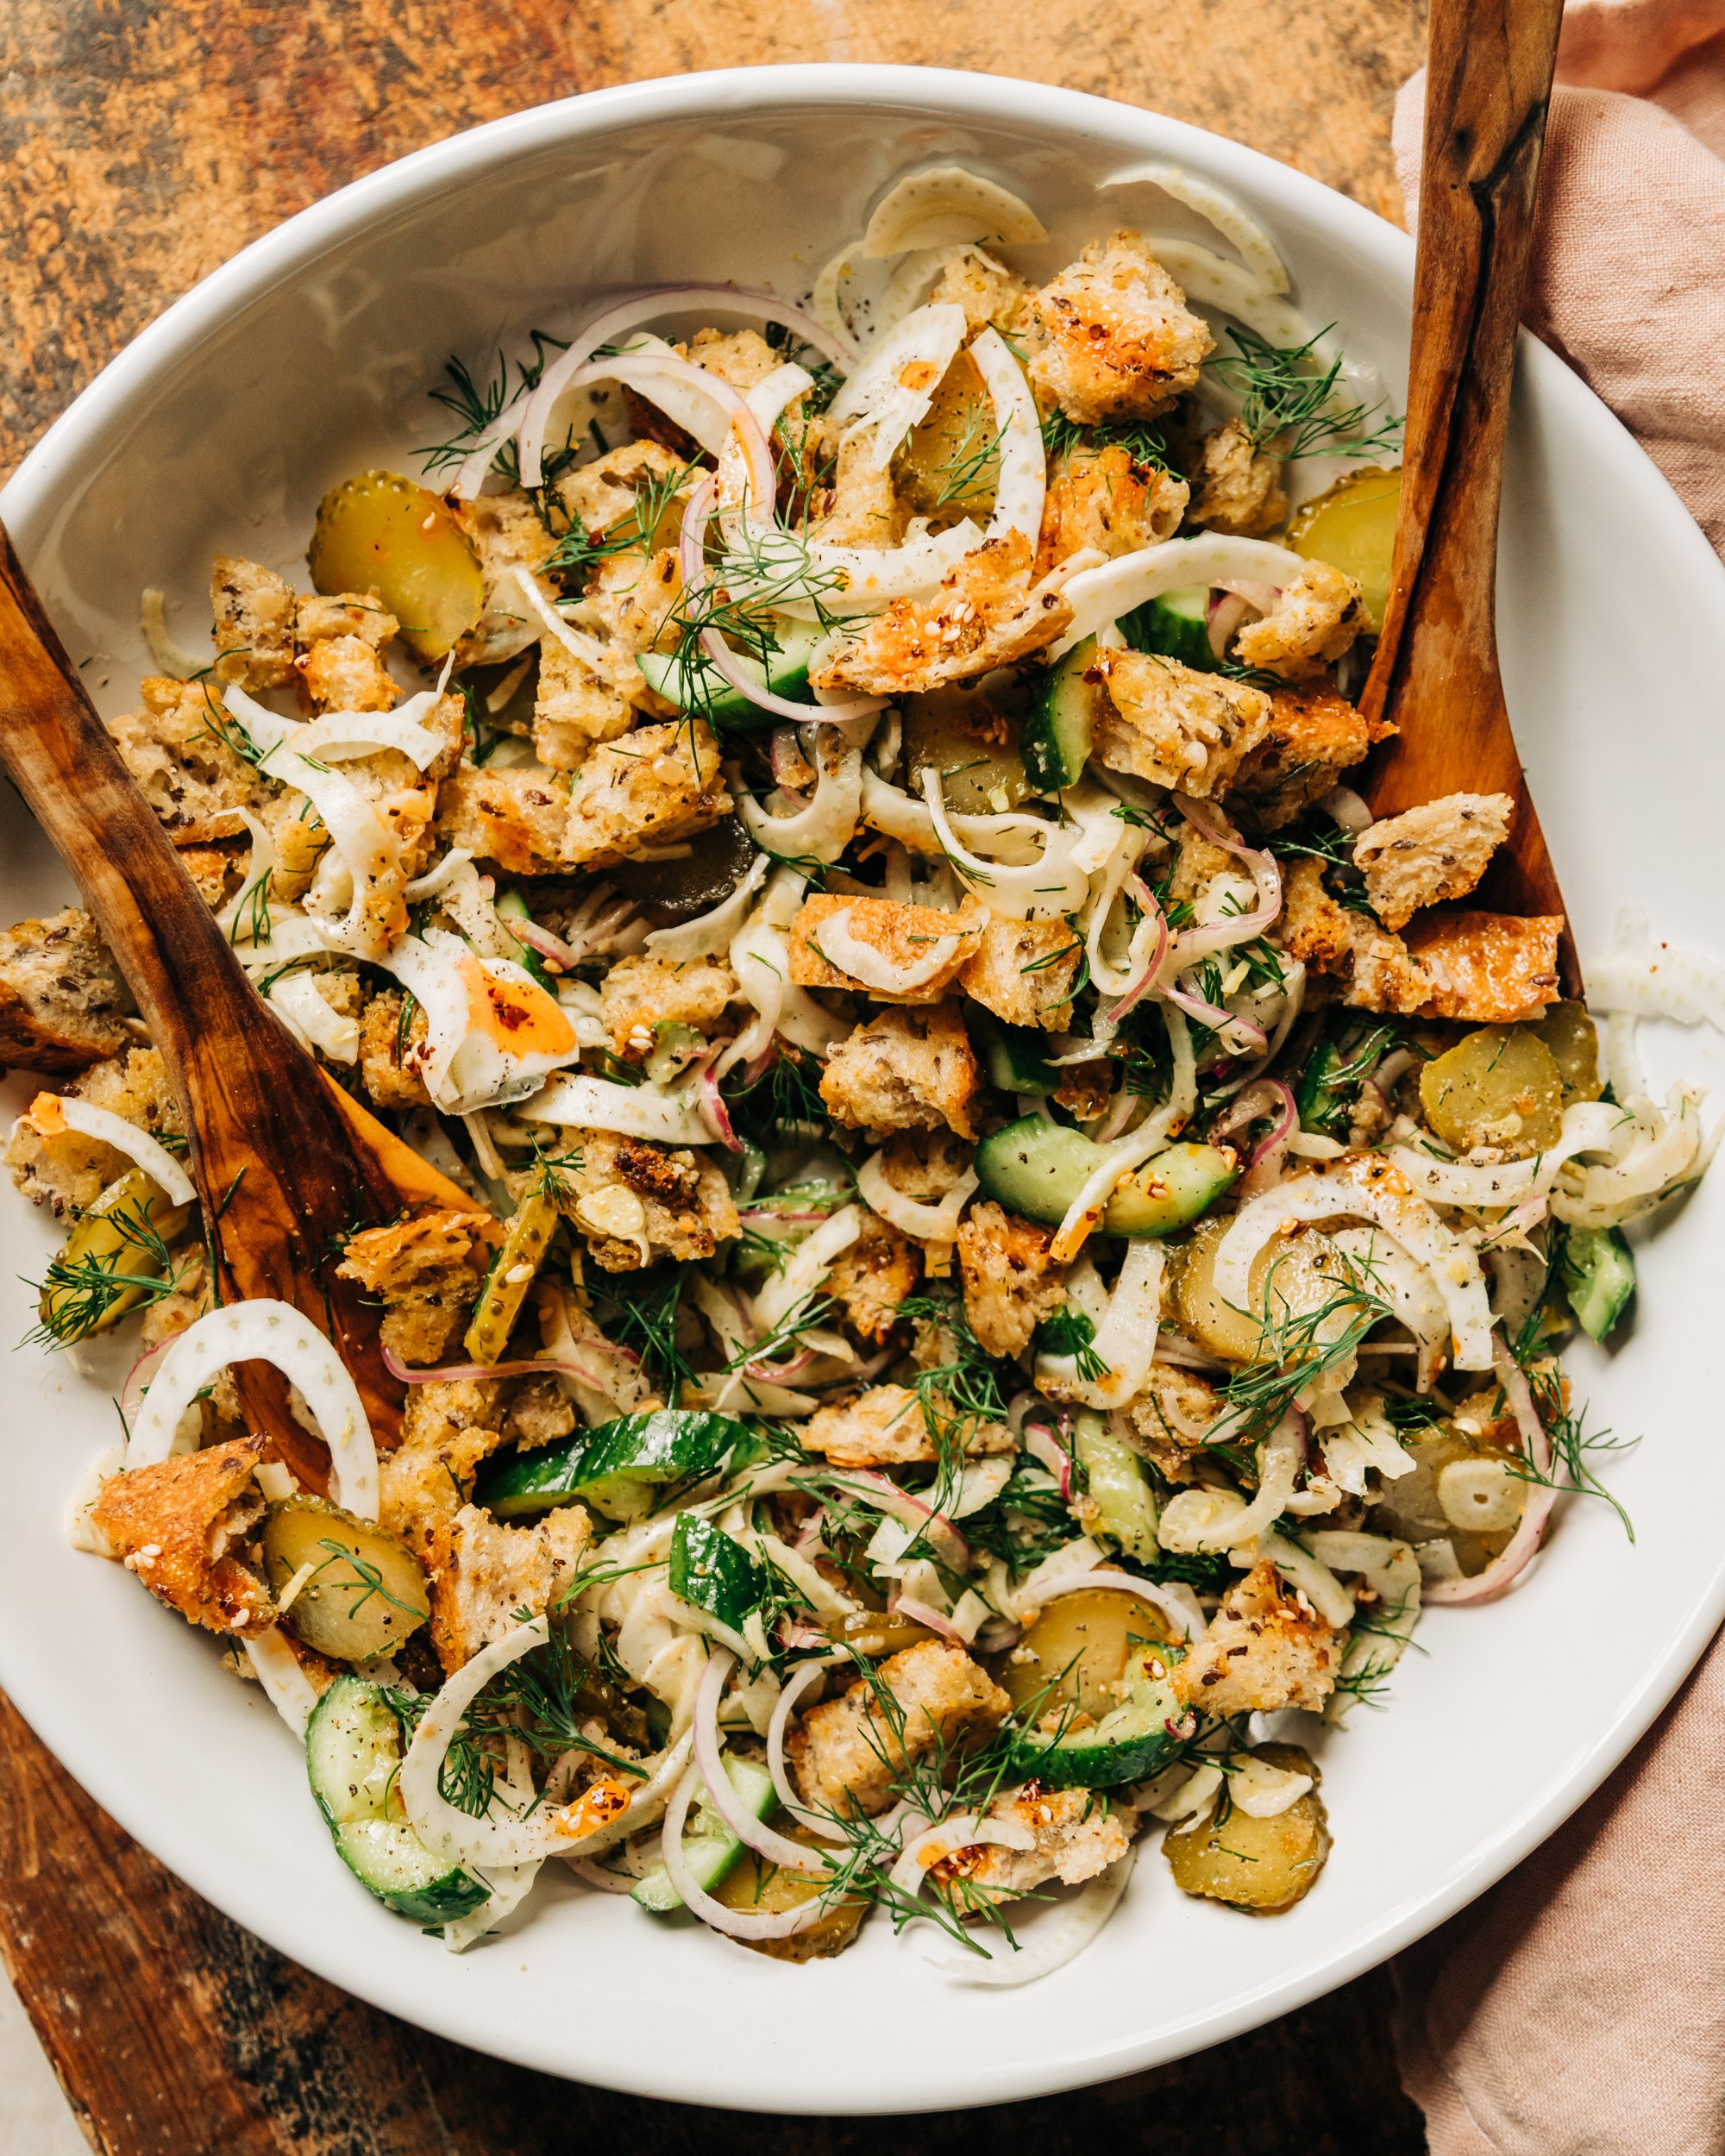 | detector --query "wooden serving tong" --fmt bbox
[1359,0,1579,992]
